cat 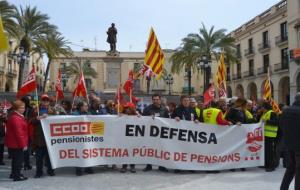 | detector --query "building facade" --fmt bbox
[49,50,218,96]
[0,40,45,92]
[227,0,294,105]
